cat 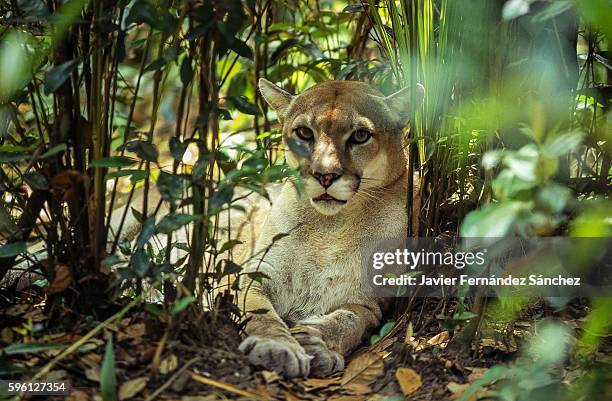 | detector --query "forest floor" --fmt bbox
[1,290,604,401]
